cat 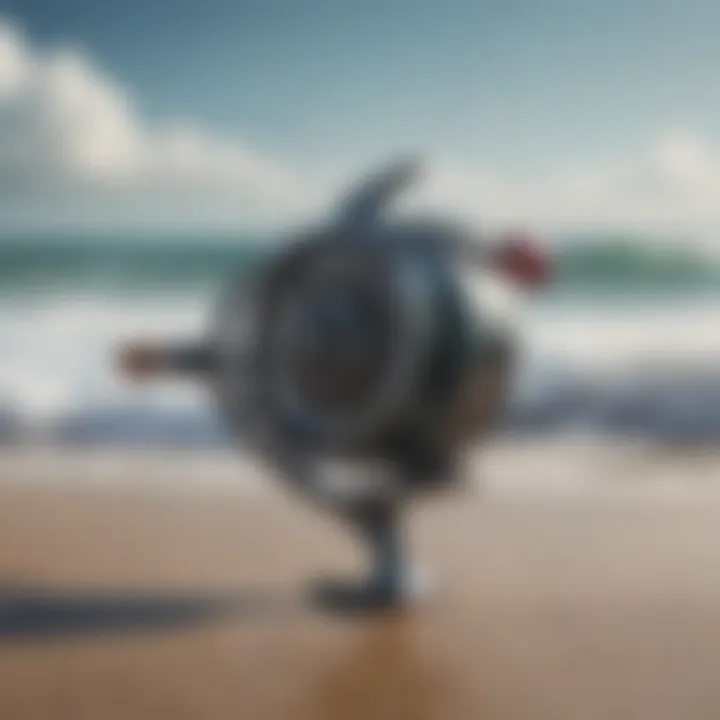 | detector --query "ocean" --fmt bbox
[1,234,719,446]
